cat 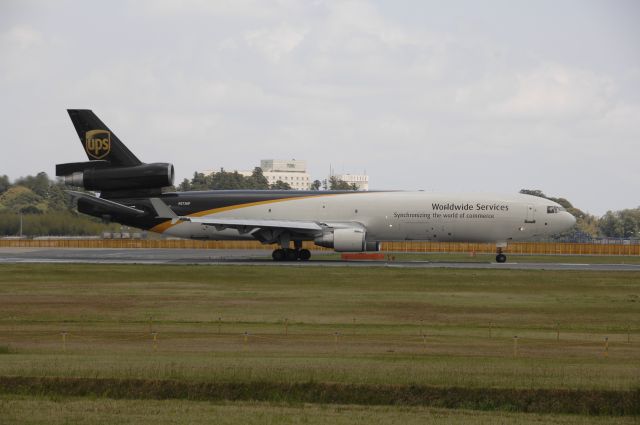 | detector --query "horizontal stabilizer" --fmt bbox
[67,190,146,216]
